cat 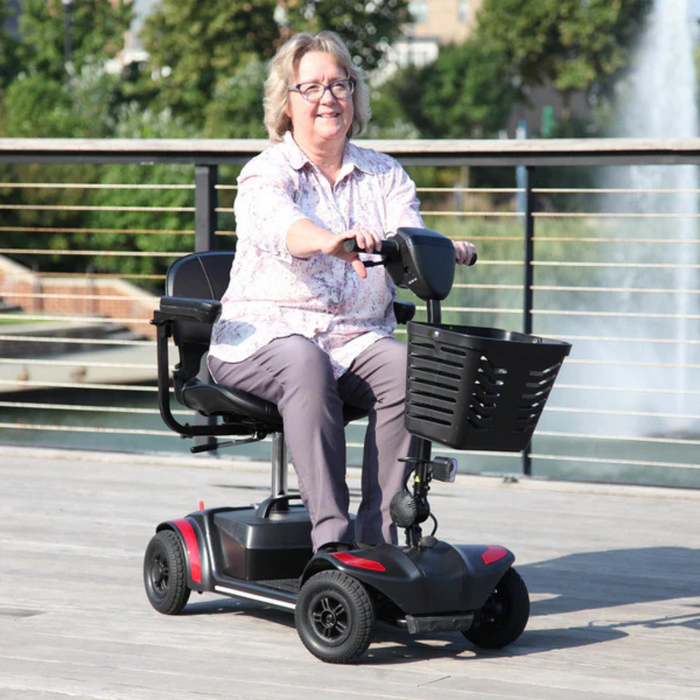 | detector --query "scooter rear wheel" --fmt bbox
[143,530,191,615]
[463,567,529,649]
[295,570,375,664]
